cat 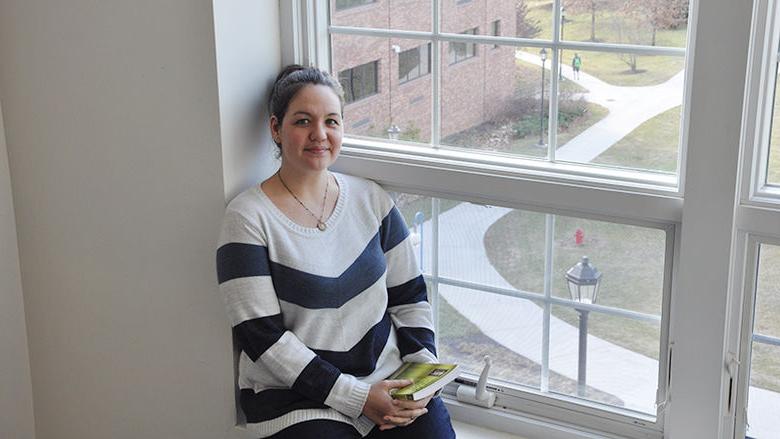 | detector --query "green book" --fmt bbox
[387,362,460,401]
